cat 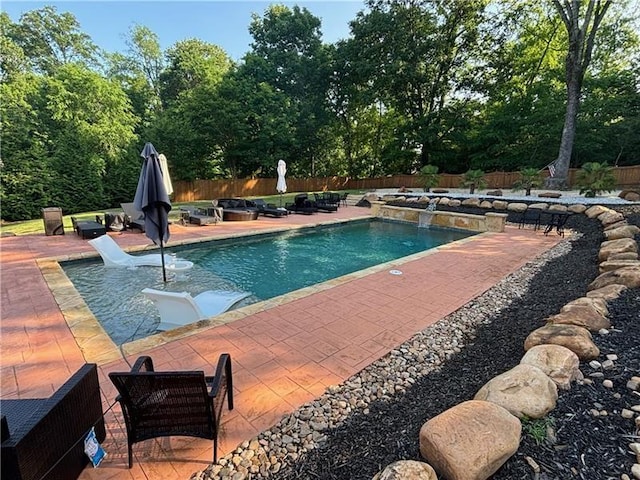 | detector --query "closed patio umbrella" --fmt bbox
[134,142,172,282]
[276,160,287,206]
[158,153,174,196]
